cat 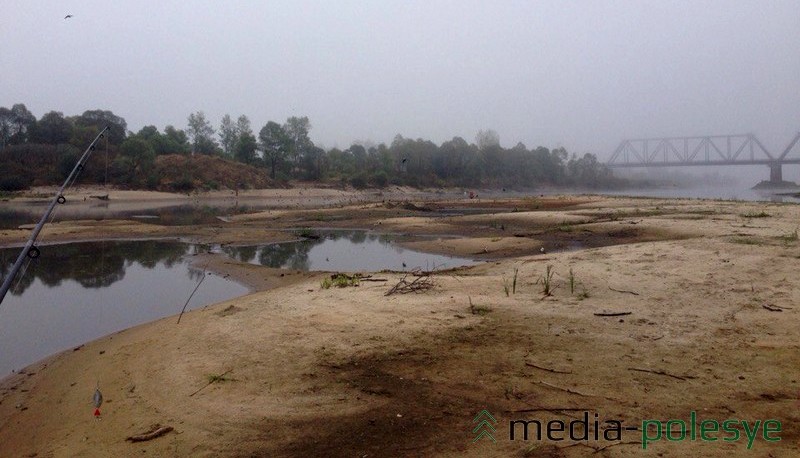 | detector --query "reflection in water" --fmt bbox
[0,208,38,230]
[0,240,248,376]
[220,230,478,272]
[0,233,474,376]
[0,240,190,296]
